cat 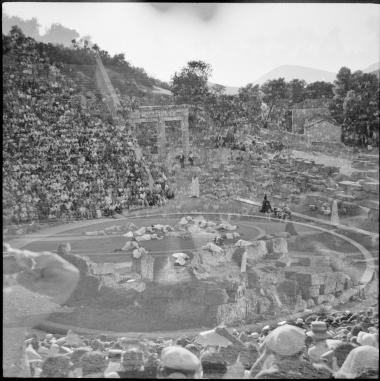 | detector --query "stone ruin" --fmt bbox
[129,105,190,161]
[58,216,367,330]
